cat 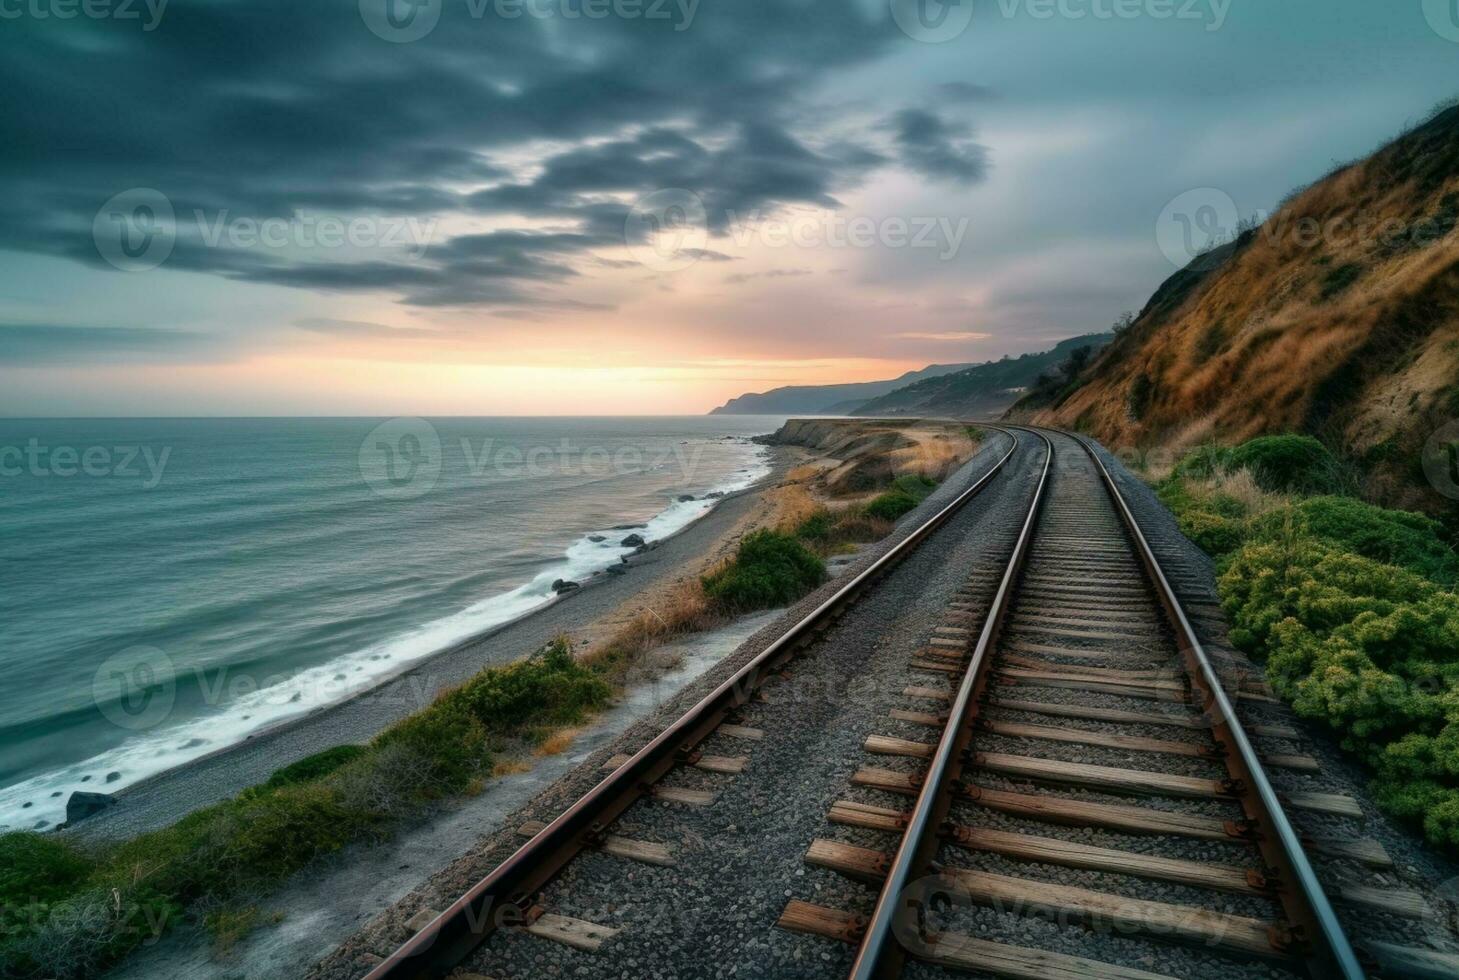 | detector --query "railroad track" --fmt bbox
[785,428,1444,980]
[356,427,1452,980]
